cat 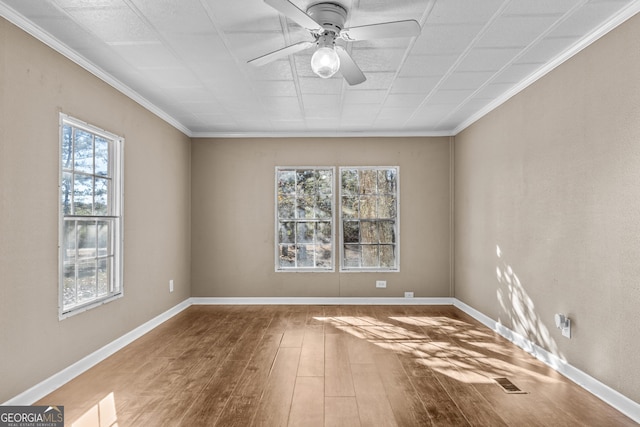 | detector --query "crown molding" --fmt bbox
[189,130,455,139]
